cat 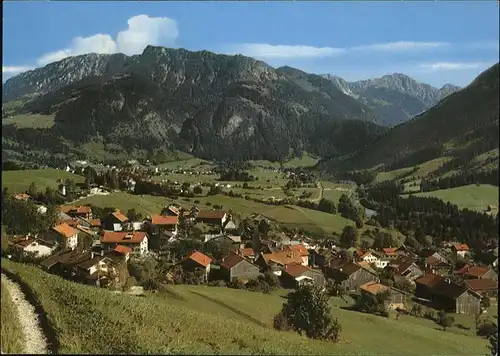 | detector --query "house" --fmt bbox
[150,215,178,235]
[309,249,337,268]
[9,236,56,258]
[359,281,408,310]
[237,247,256,262]
[219,254,261,283]
[280,264,325,288]
[452,243,470,258]
[89,219,102,231]
[283,244,310,266]
[112,245,132,262]
[46,223,79,250]
[382,248,399,260]
[325,259,379,292]
[59,205,93,220]
[100,231,148,256]
[358,250,389,269]
[463,279,498,298]
[160,205,180,217]
[222,220,238,233]
[101,210,129,231]
[13,193,31,201]
[255,251,304,272]
[456,265,498,280]
[415,274,481,315]
[387,259,423,282]
[196,210,229,227]
[177,251,213,282]
[424,255,453,276]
